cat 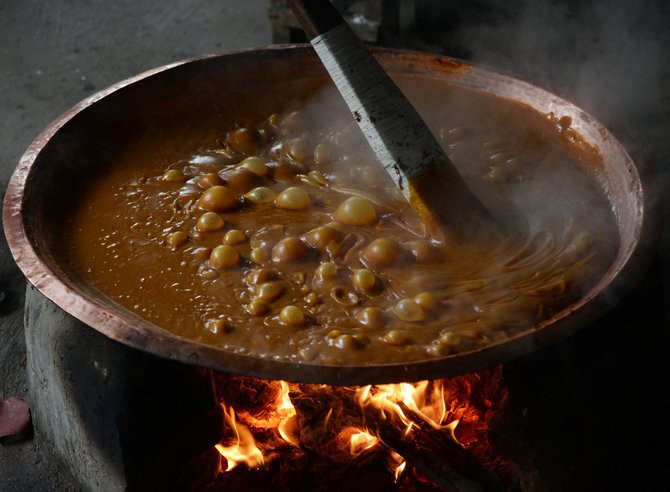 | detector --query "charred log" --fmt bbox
[365,402,504,492]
